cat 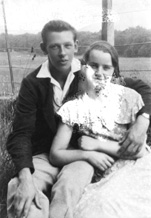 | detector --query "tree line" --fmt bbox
[0,26,151,57]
